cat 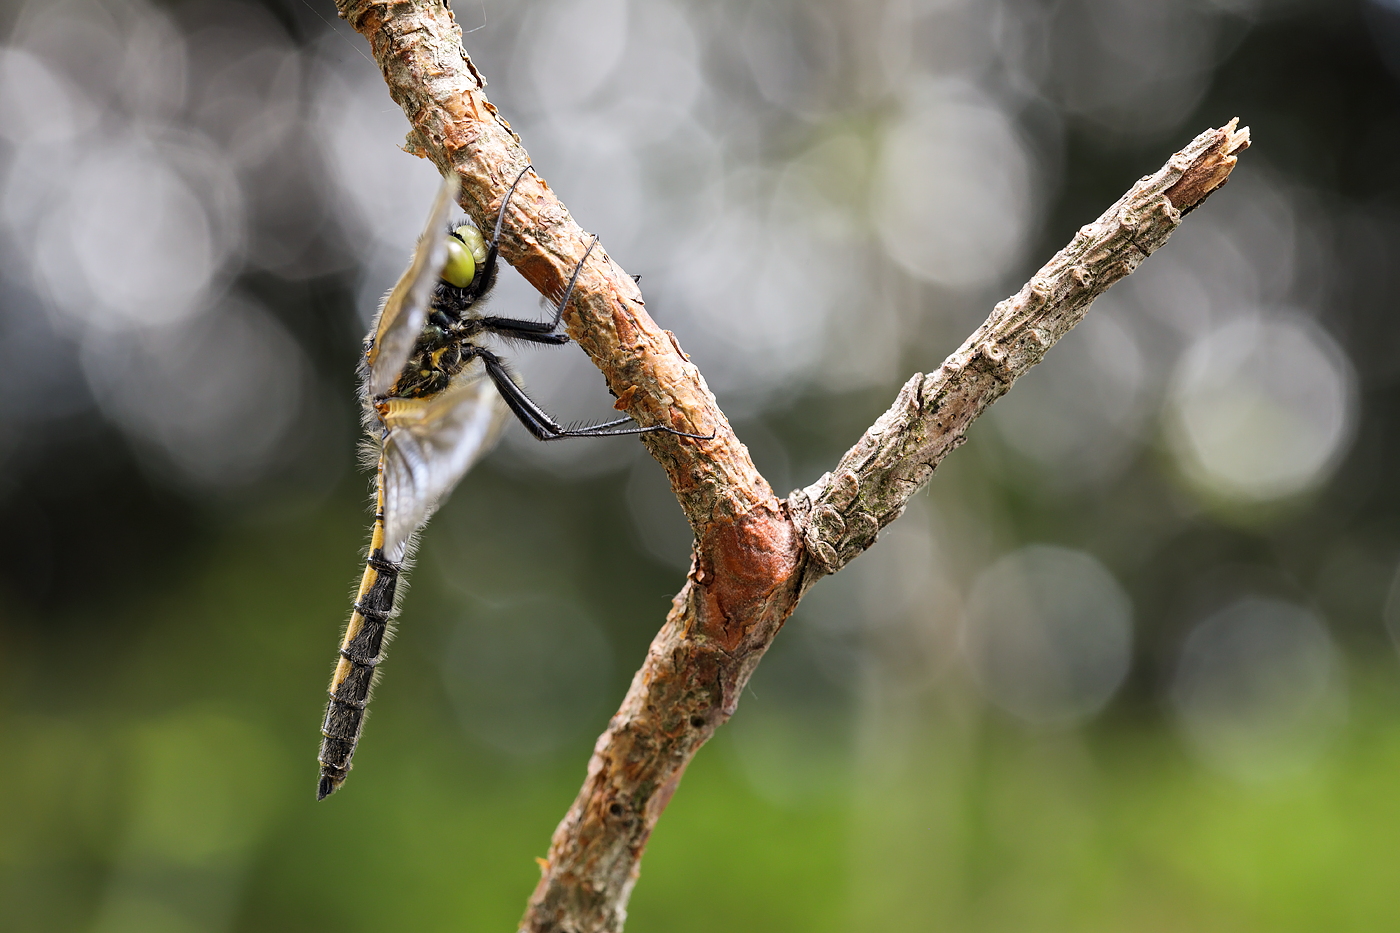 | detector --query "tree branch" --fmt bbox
[331,3,1247,931]
[333,0,758,530]
[790,120,1251,577]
